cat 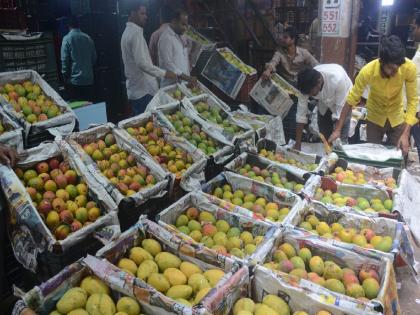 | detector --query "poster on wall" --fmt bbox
[321,0,351,38]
